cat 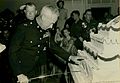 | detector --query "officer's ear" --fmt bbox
[41,14,46,22]
[24,10,27,14]
[36,10,37,15]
